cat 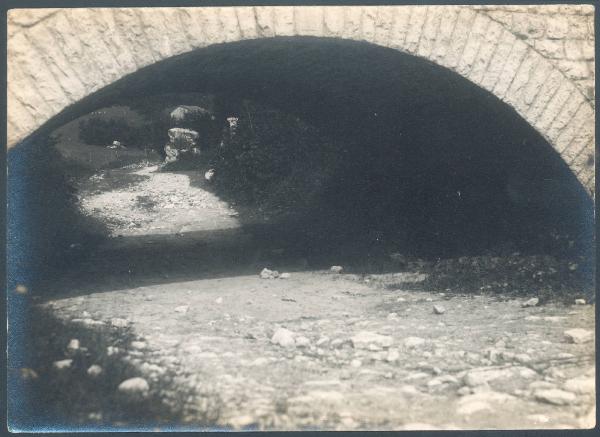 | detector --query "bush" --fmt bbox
[209,102,336,217]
